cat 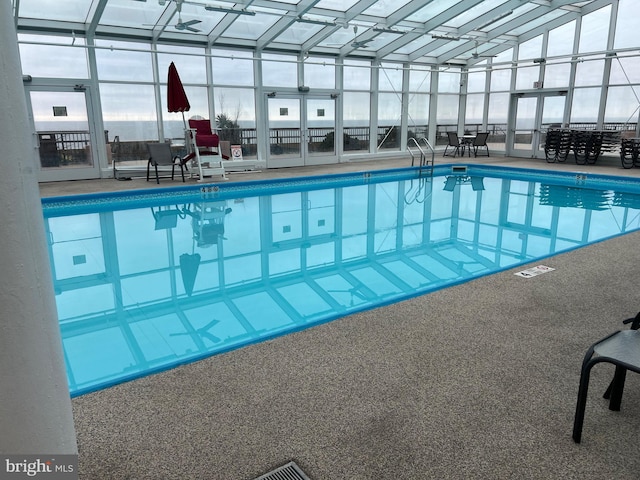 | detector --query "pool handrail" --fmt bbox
[408,137,435,174]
